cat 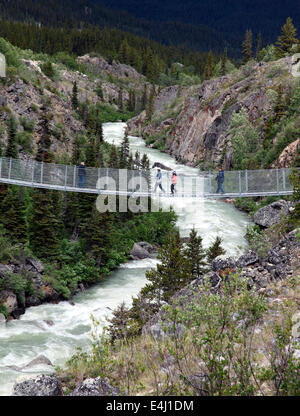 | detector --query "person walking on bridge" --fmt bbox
[171,171,177,195]
[216,167,225,194]
[78,161,86,188]
[154,168,165,193]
